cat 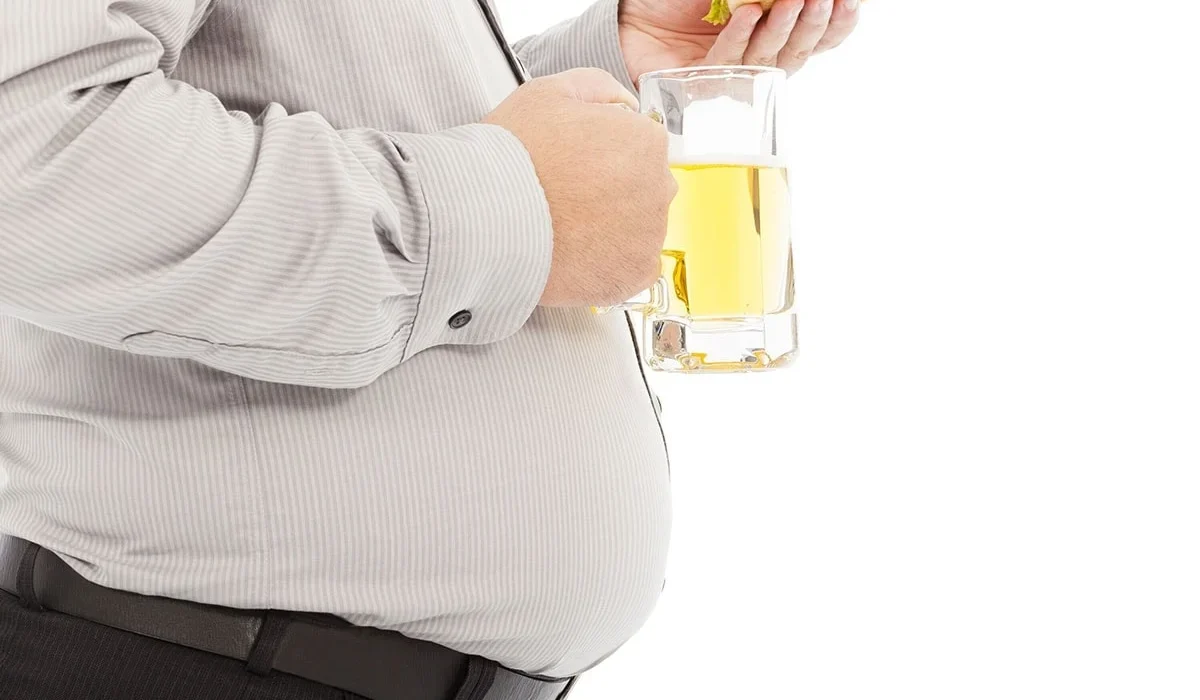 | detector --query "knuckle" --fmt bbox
[571,66,611,85]
[785,49,811,65]
[798,14,825,31]
[664,174,680,199]
[808,1,835,21]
